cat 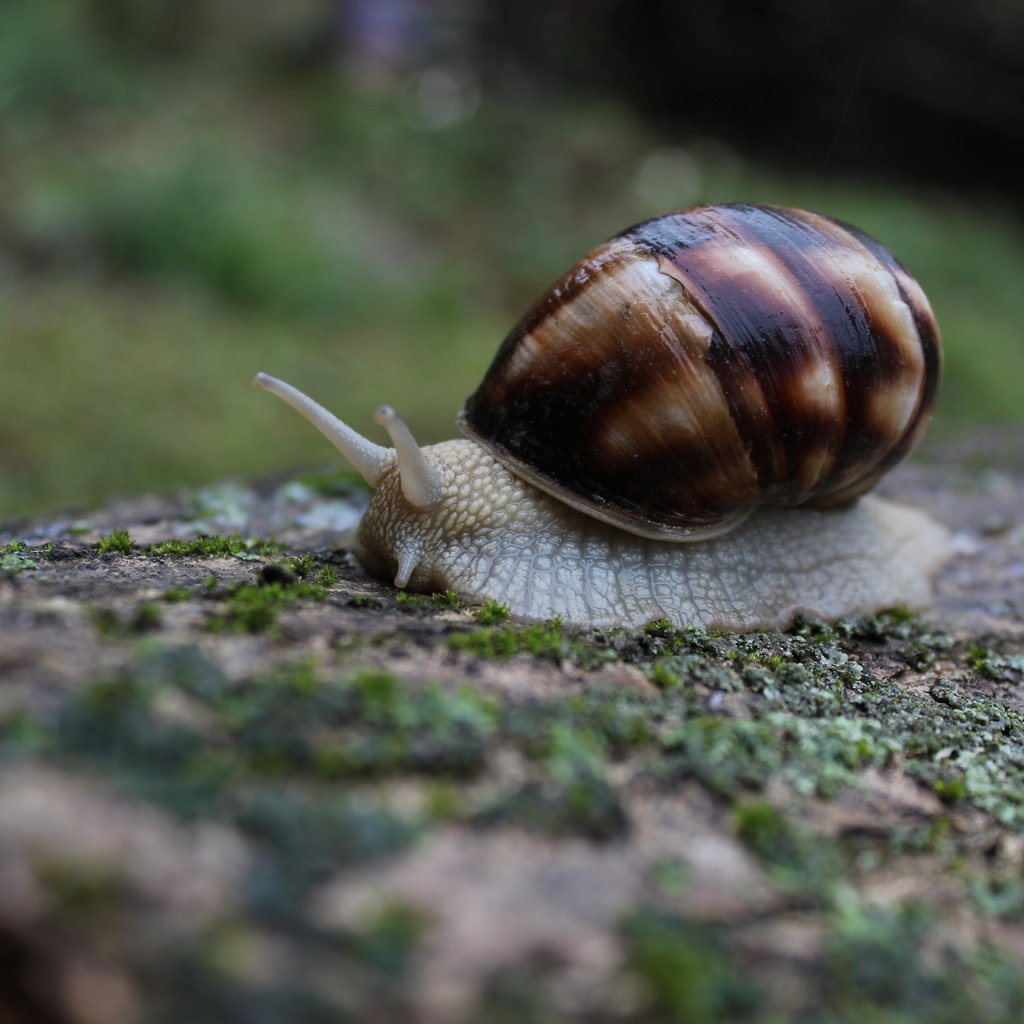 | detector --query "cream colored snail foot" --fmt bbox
[353,437,950,631]
[253,203,950,632]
